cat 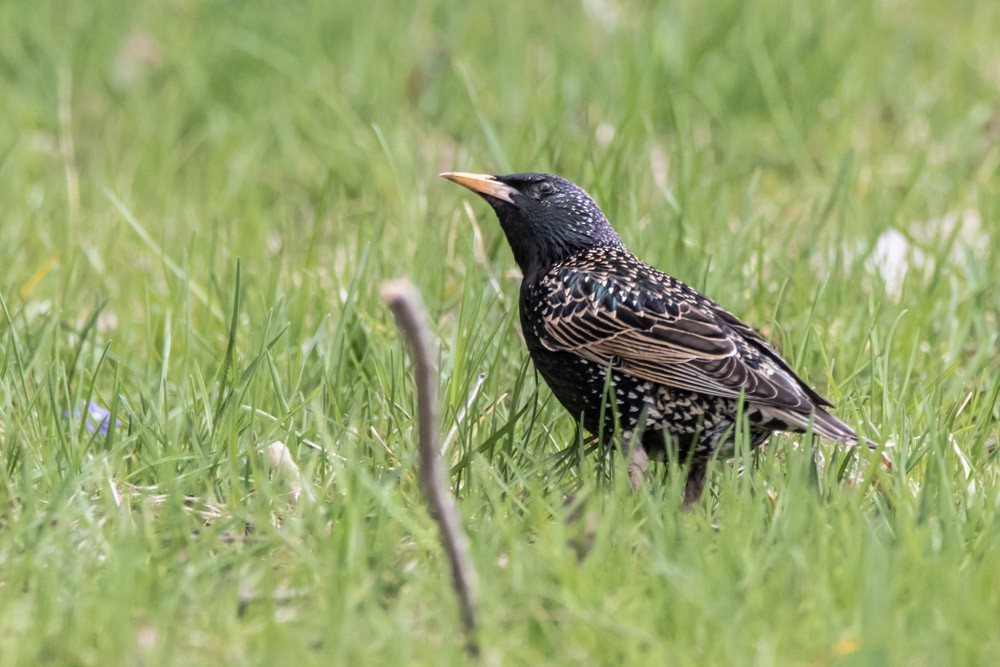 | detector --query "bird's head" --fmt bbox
[441,171,623,276]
